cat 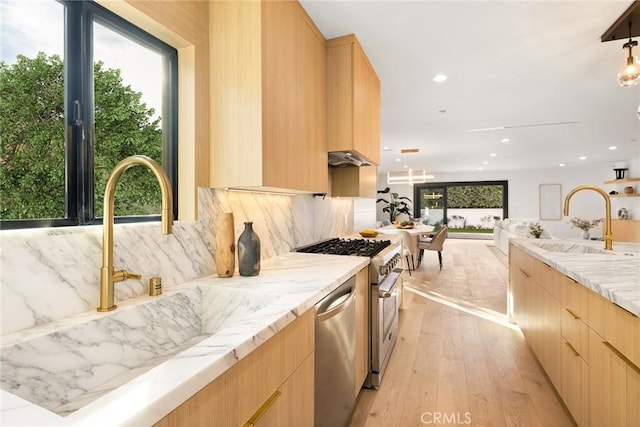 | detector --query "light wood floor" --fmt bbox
[348,240,575,427]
